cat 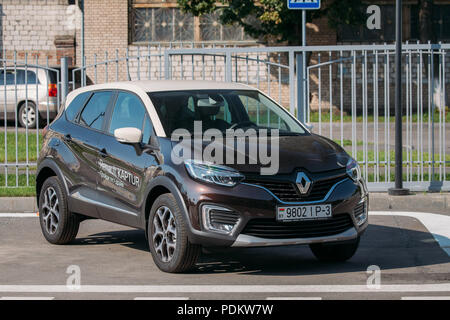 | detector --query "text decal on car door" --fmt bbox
[97,159,140,188]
